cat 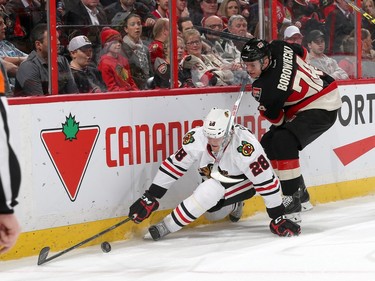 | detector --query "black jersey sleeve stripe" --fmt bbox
[166,157,188,173]
[253,174,277,187]
[159,167,180,180]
